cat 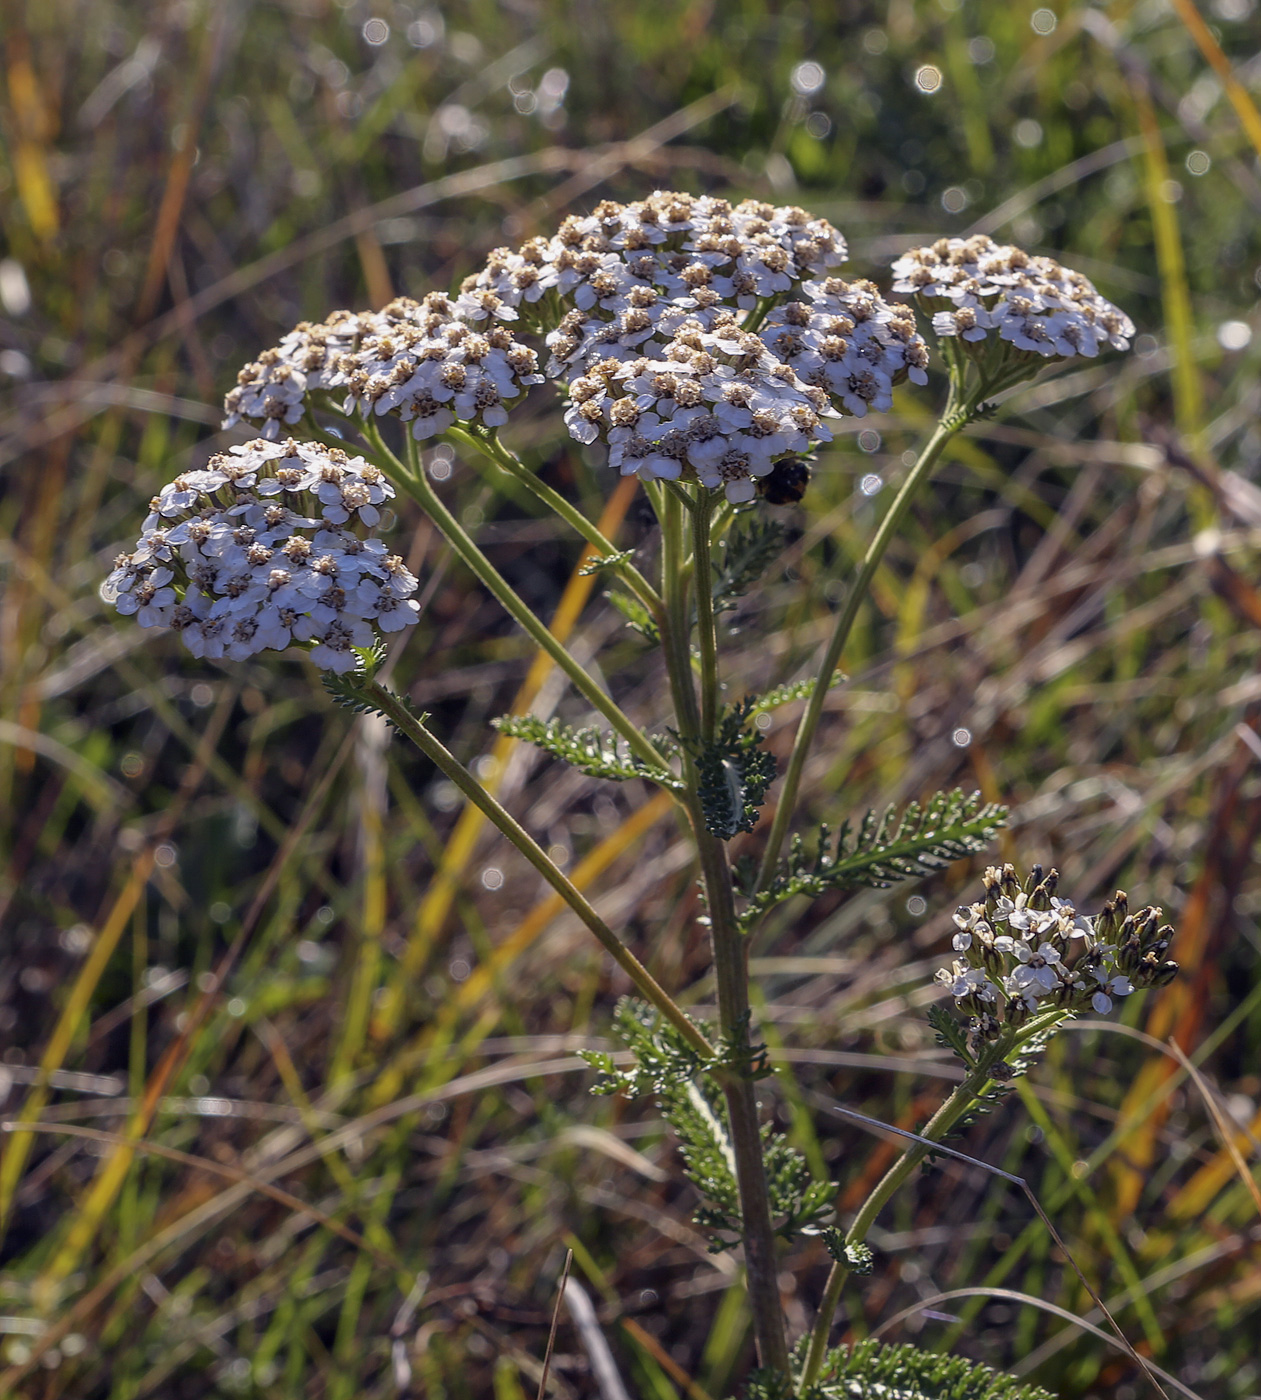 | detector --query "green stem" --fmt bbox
[754,395,980,896]
[449,426,663,614]
[692,490,720,740]
[361,679,713,1062]
[368,426,669,774]
[654,483,790,1375]
[701,829,790,1375]
[659,485,701,736]
[796,1012,1065,1392]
